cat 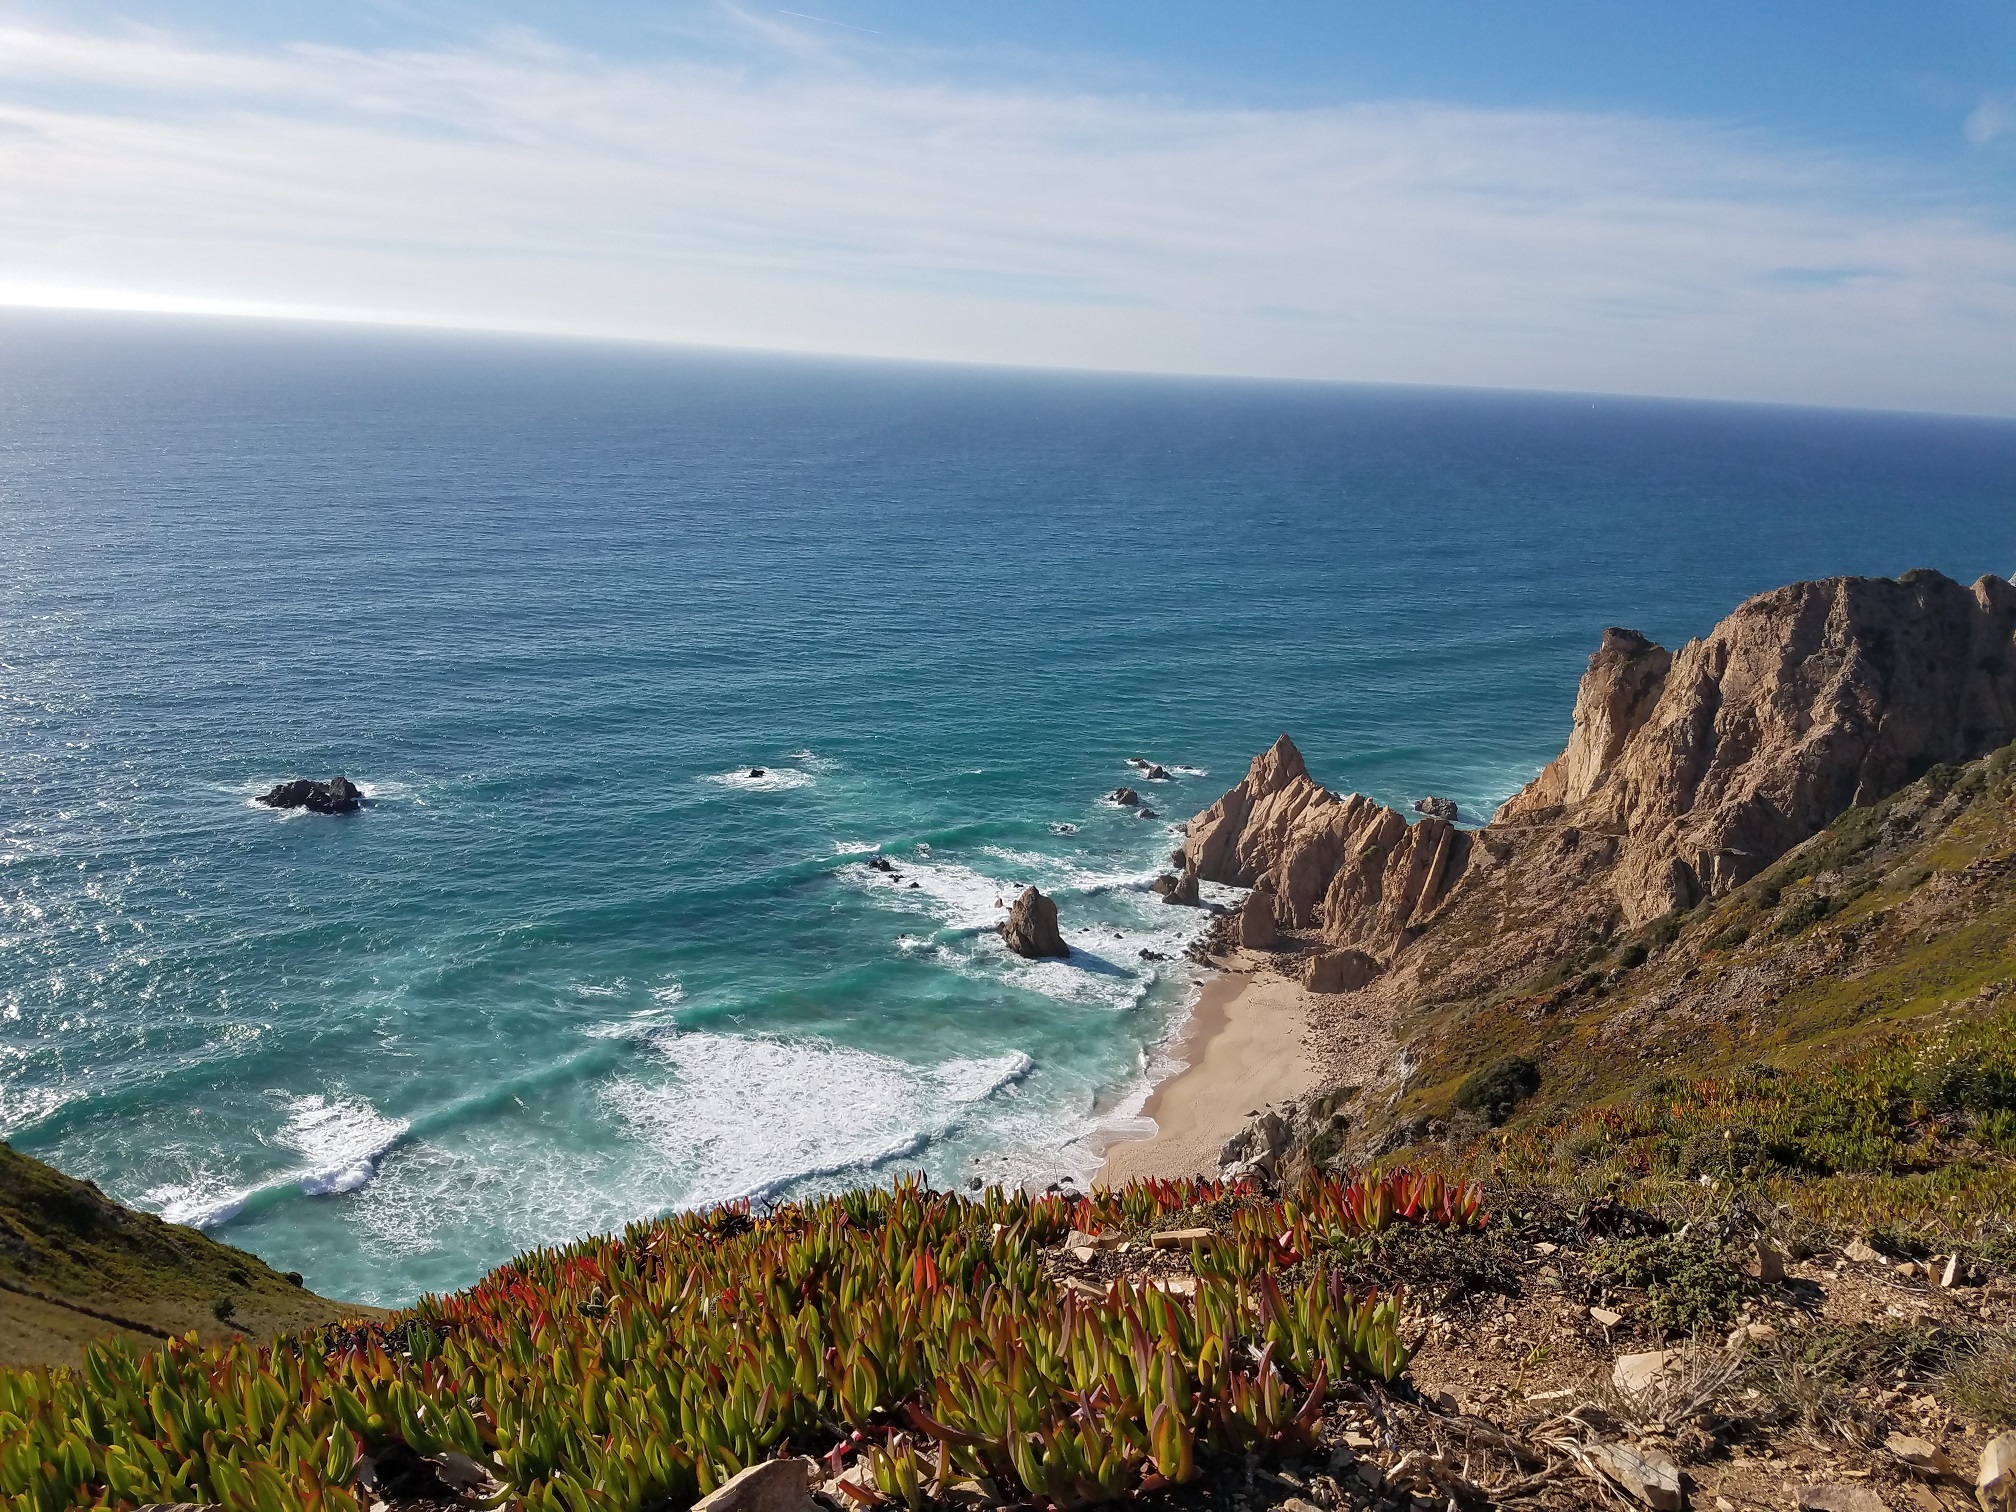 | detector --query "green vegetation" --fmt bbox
[1452,1056,1541,1125]
[0,1170,1481,1512]
[0,1144,372,1370]
[1587,1234,1749,1334]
